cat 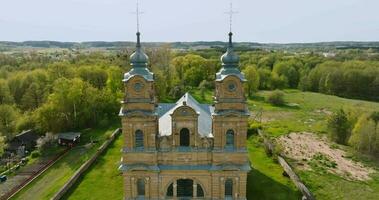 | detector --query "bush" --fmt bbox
[30,151,41,158]
[327,109,351,145]
[267,90,285,106]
